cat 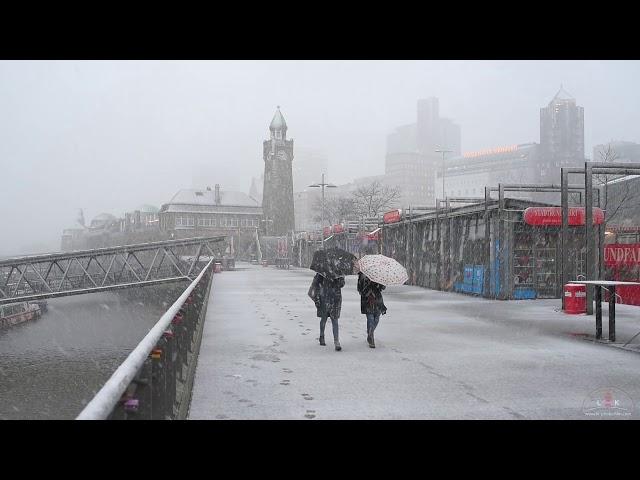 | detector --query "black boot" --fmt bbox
[334,340,342,351]
[319,335,326,346]
[368,330,375,348]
